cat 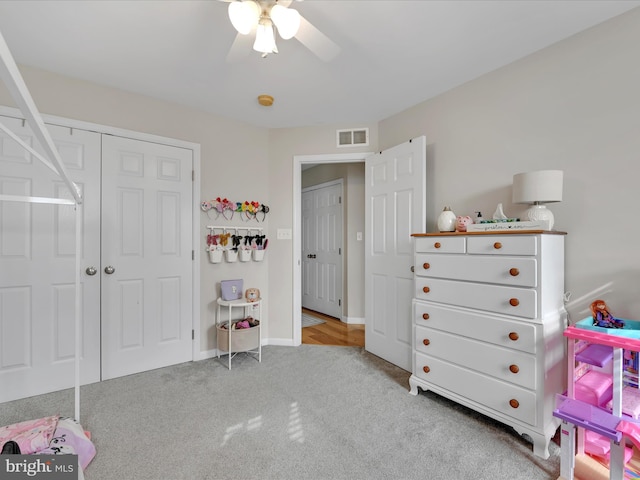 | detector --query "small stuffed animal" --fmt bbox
[245,316,260,327]
[245,288,260,303]
[235,320,250,329]
[455,215,473,232]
